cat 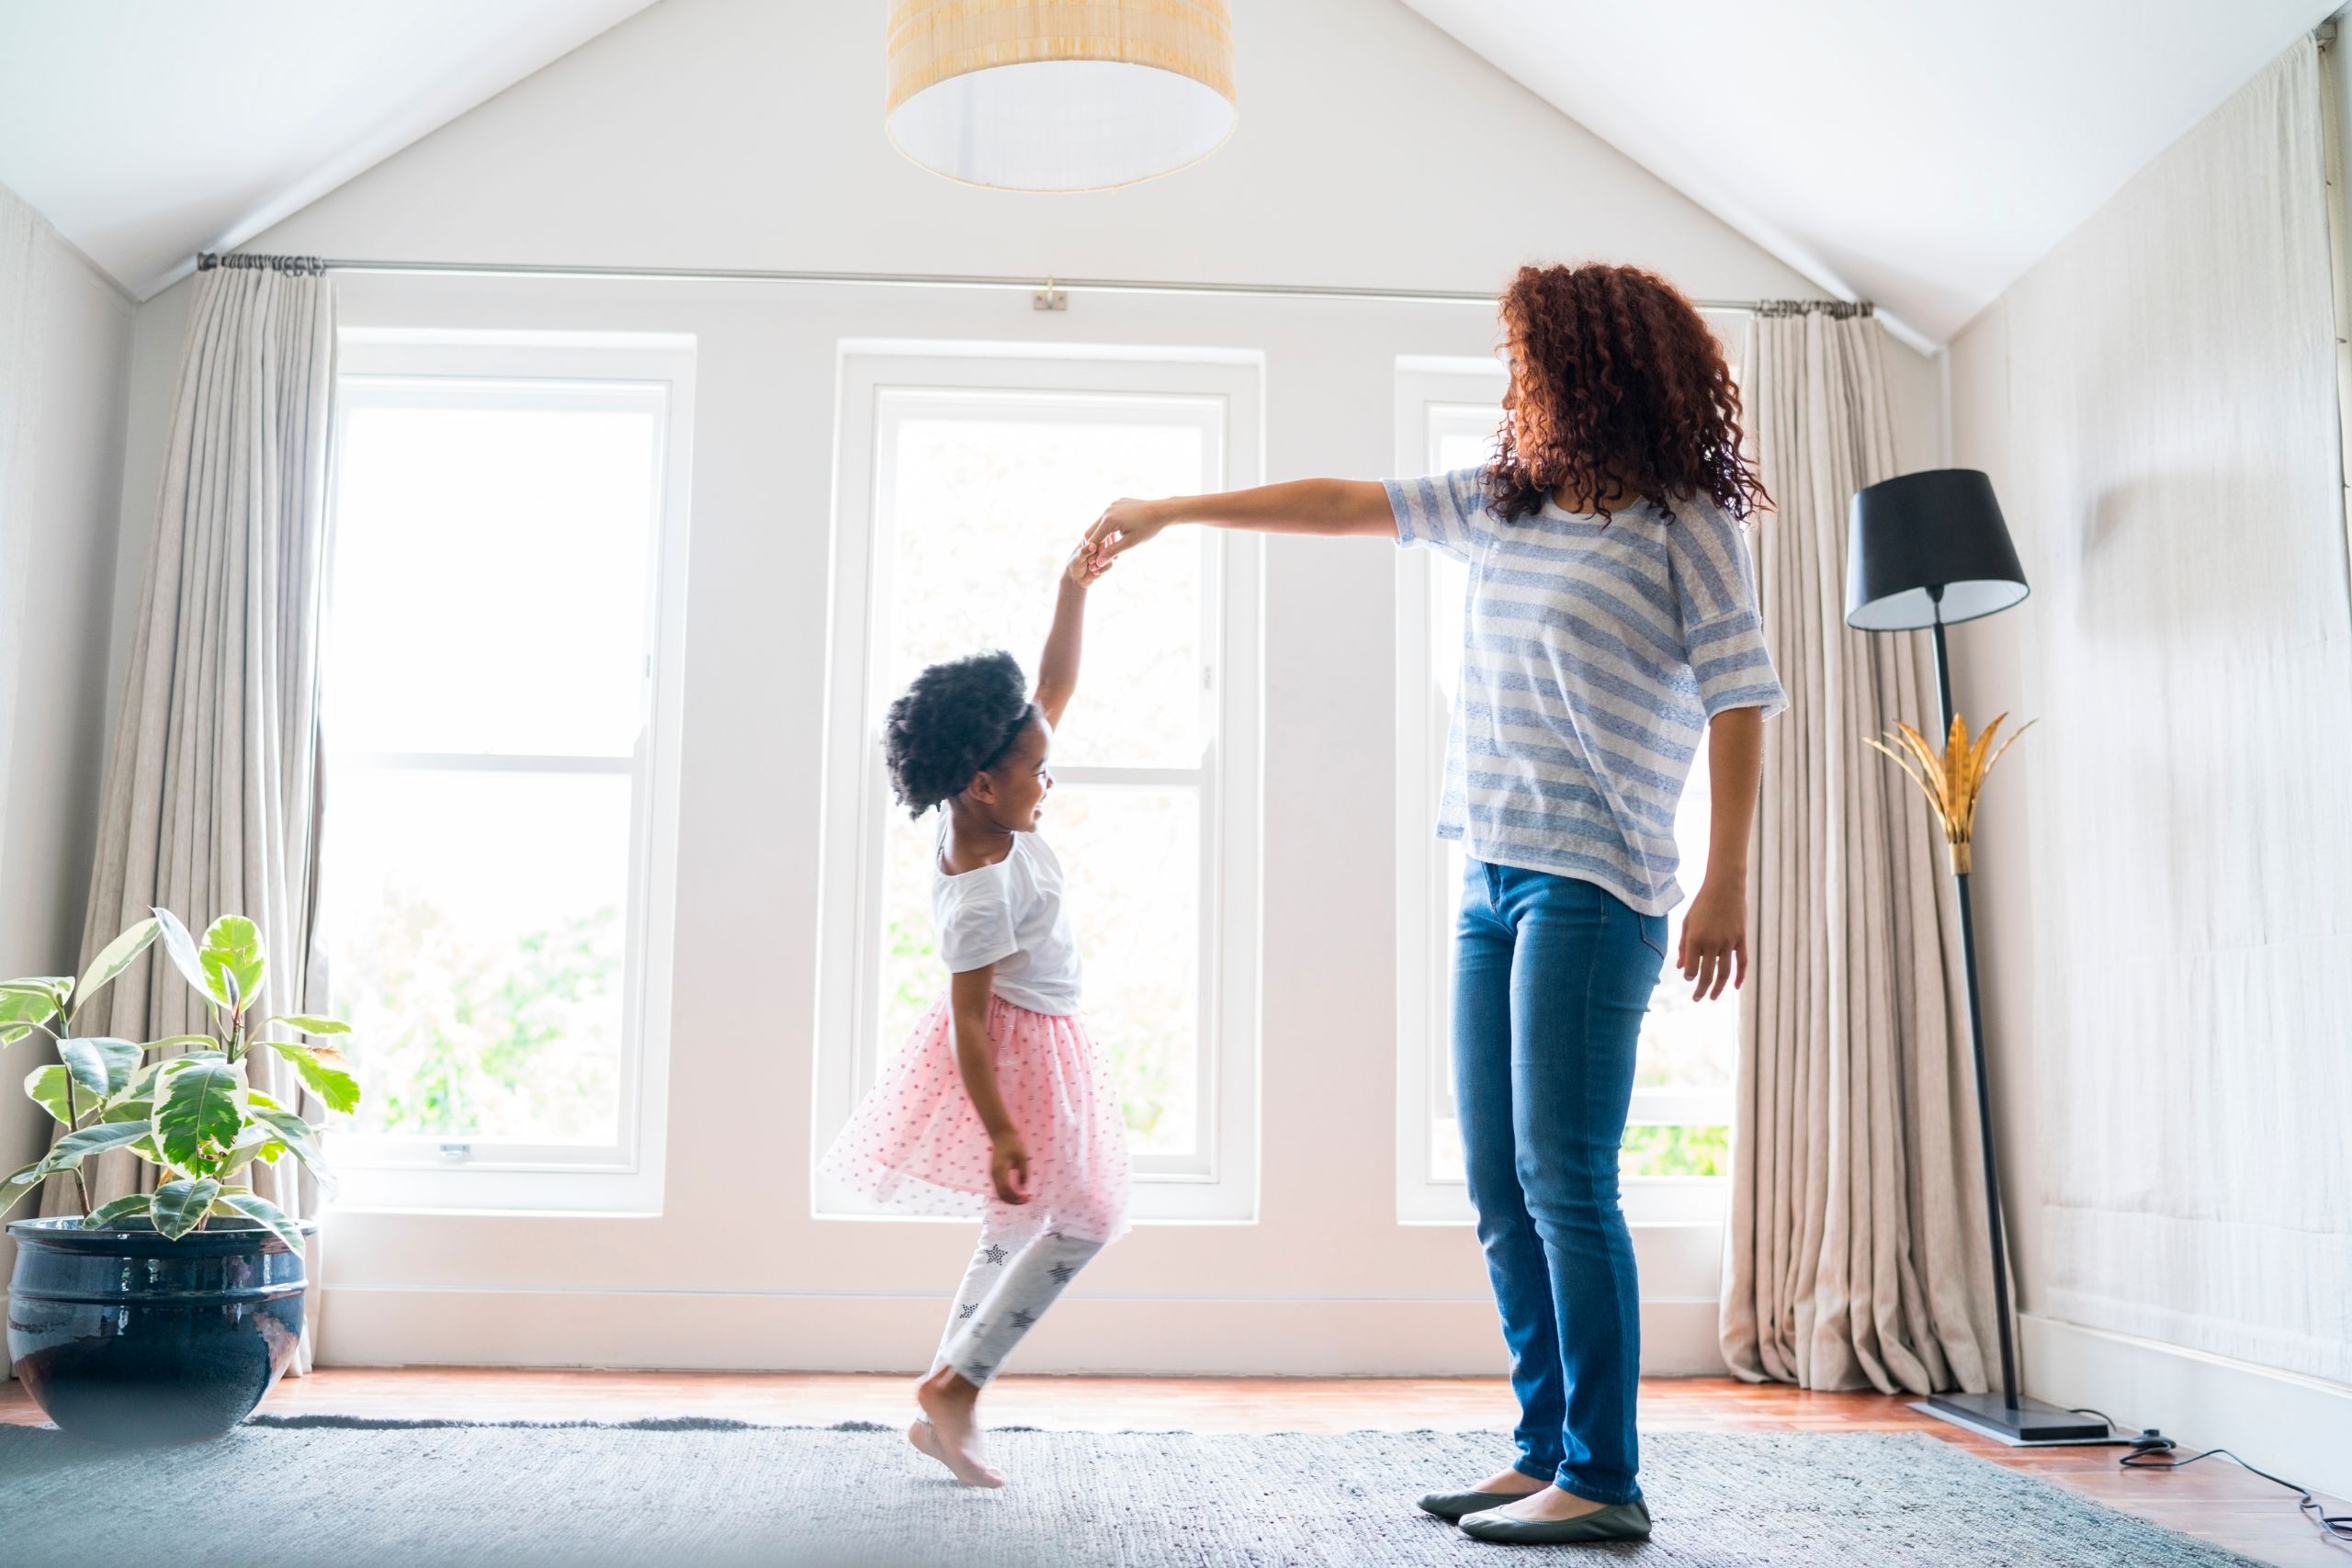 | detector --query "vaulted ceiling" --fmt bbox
[0,0,657,299]
[1,0,2337,341]
[1399,0,2337,343]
